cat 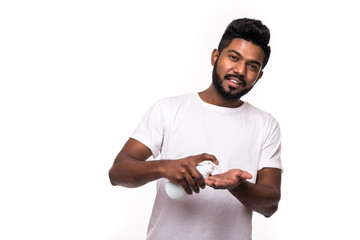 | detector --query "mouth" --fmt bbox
[224,75,246,89]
